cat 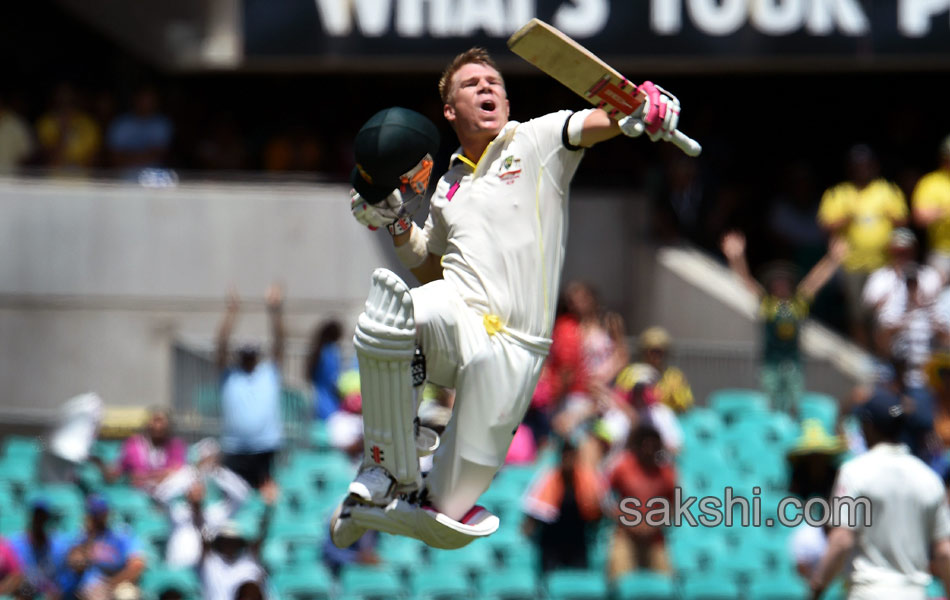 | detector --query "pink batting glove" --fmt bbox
[637,81,666,137]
